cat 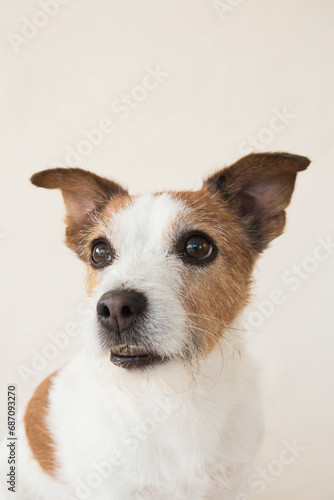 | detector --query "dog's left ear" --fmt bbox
[204,152,310,252]
[31,167,127,253]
